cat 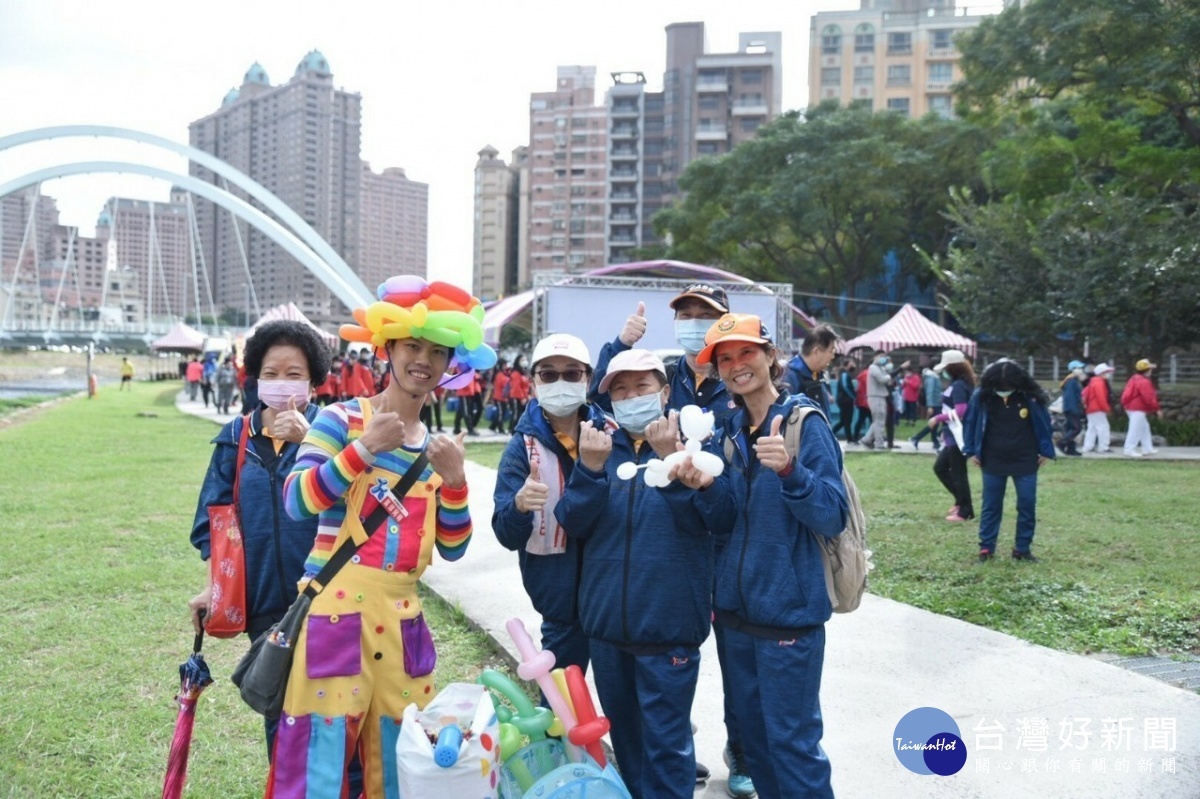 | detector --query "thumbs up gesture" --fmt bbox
[427,429,468,490]
[619,301,648,347]
[272,394,311,444]
[515,460,551,515]
[753,414,792,473]
[361,394,407,455]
